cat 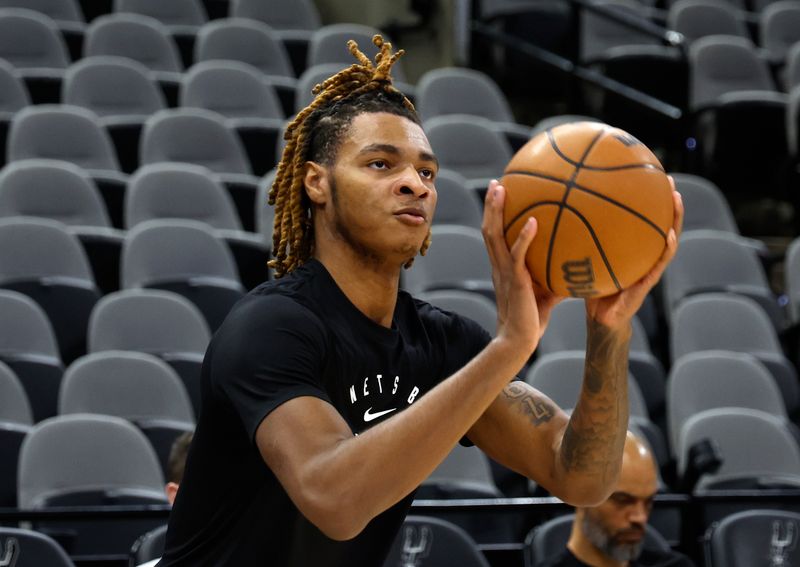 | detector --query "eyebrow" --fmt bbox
[359,143,439,168]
